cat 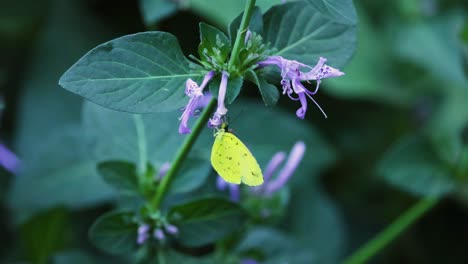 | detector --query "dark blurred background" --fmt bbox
[1,0,468,263]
